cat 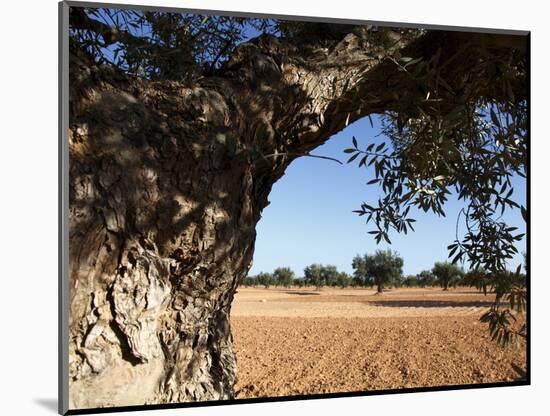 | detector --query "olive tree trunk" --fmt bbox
[66,28,510,408]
